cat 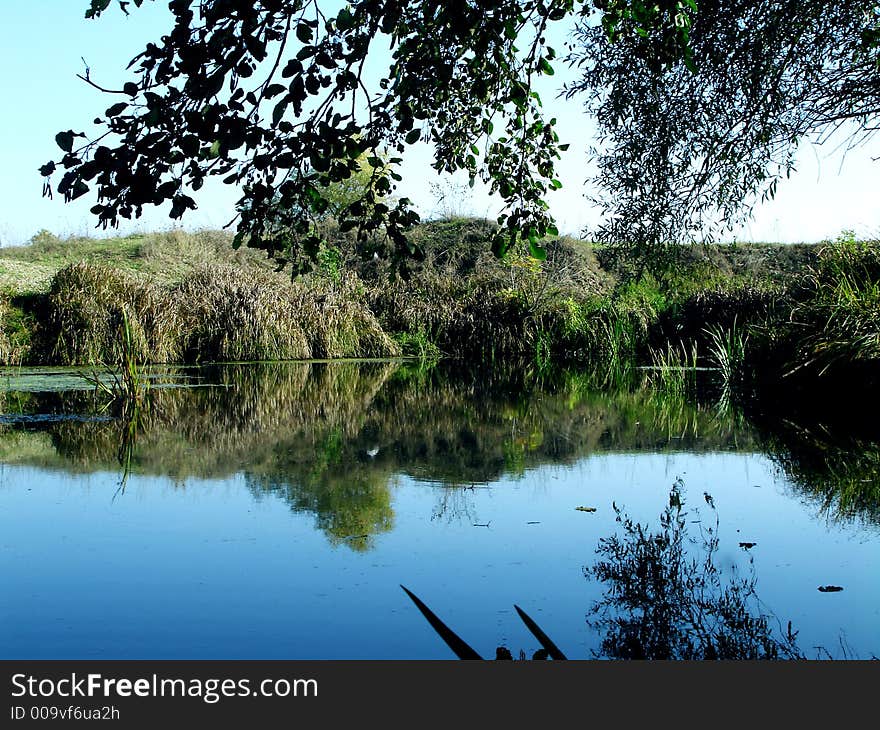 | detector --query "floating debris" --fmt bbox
[575,506,597,513]
[817,585,844,592]
[526,521,541,525]
[739,542,757,549]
